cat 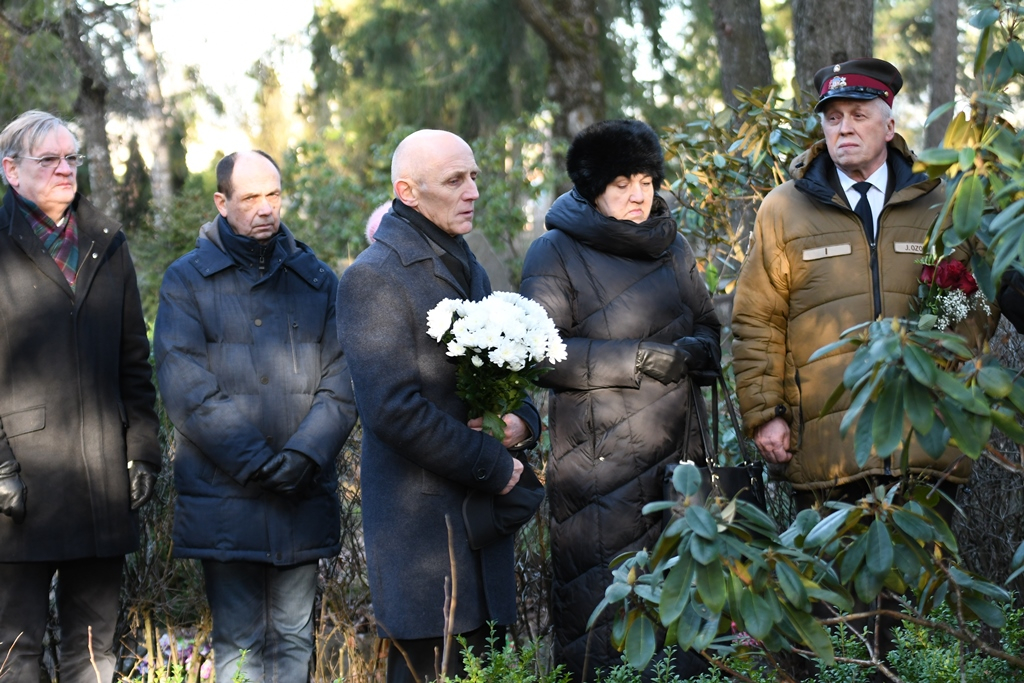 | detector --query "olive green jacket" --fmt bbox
[732,135,975,490]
